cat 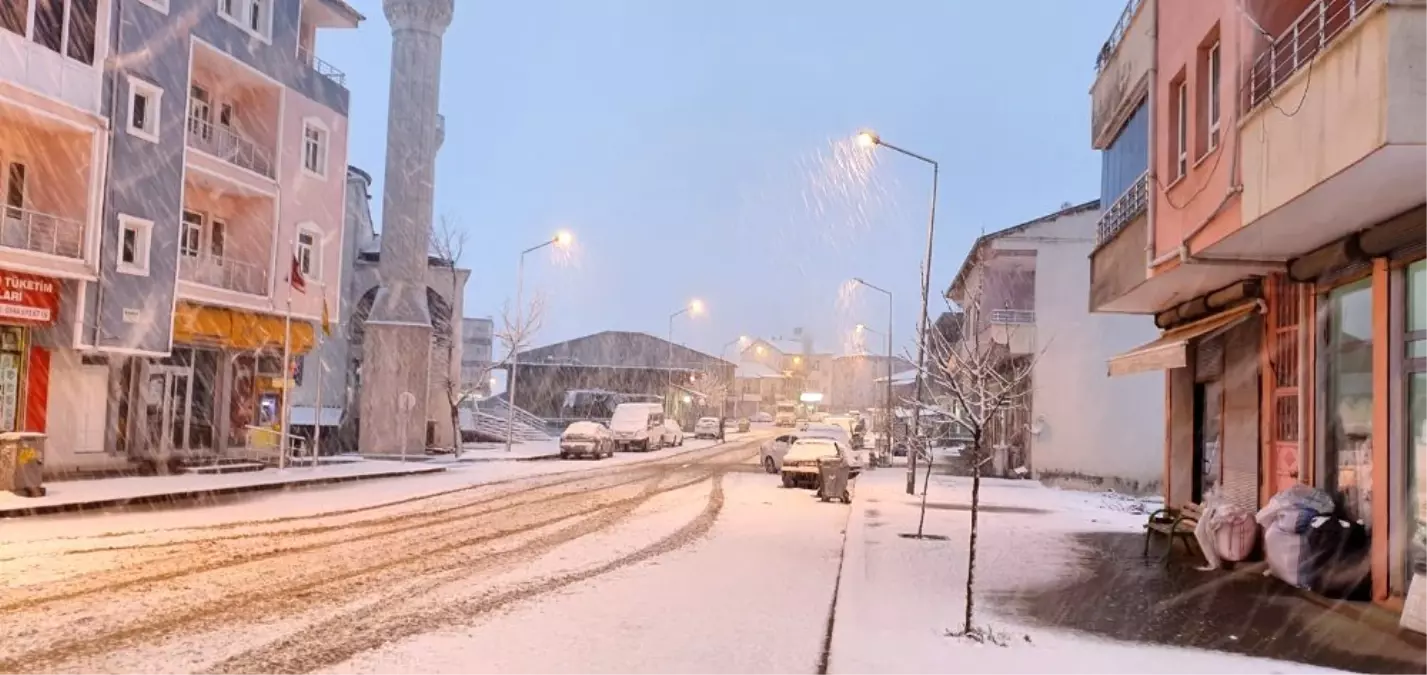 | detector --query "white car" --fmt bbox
[610,403,665,452]
[560,421,613,460]
[759,433,798,473]
[694,417,721,439]
[752,412,773,424]
[779,438,851,489]
[661,419,685,447]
